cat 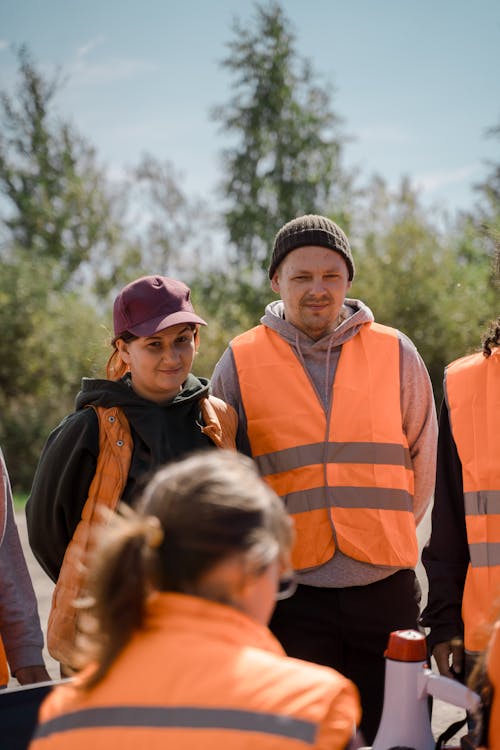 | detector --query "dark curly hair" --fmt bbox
[482,316,500,357]
[482,246,499,357]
